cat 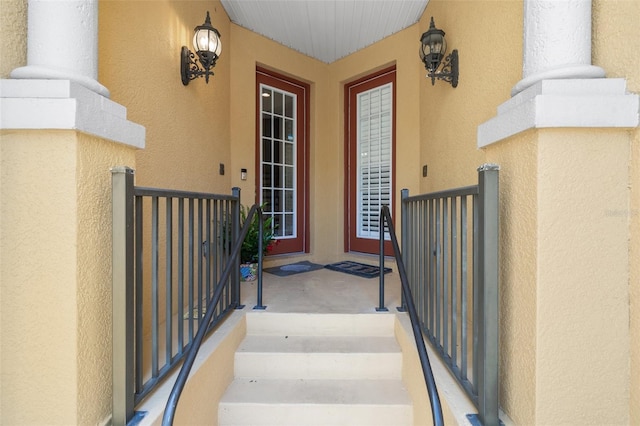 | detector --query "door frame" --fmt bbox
[255,67,310,255]
[343,66,396,255]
